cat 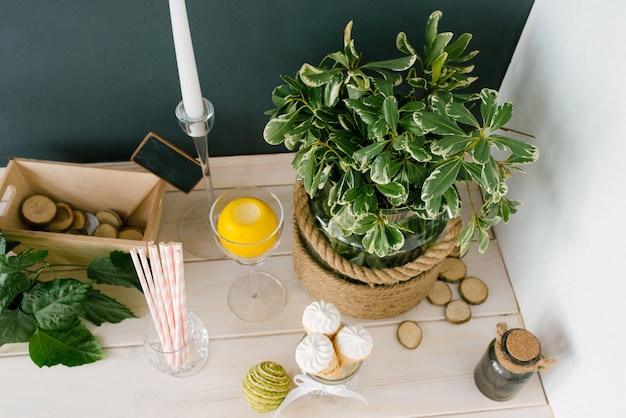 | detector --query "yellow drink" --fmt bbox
[217,197,279,258]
